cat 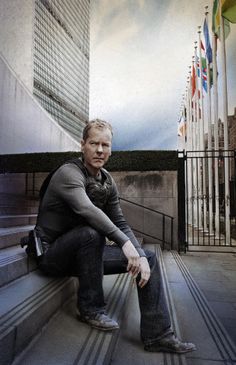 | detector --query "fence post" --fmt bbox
[178,151,187,252]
